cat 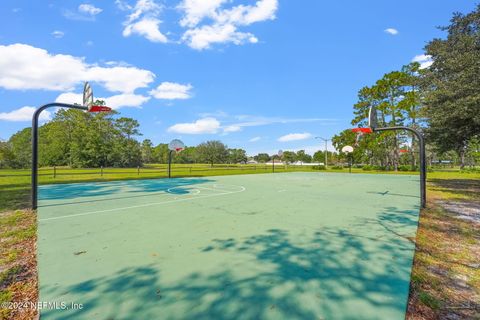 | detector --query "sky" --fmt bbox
[0,0,476,156]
